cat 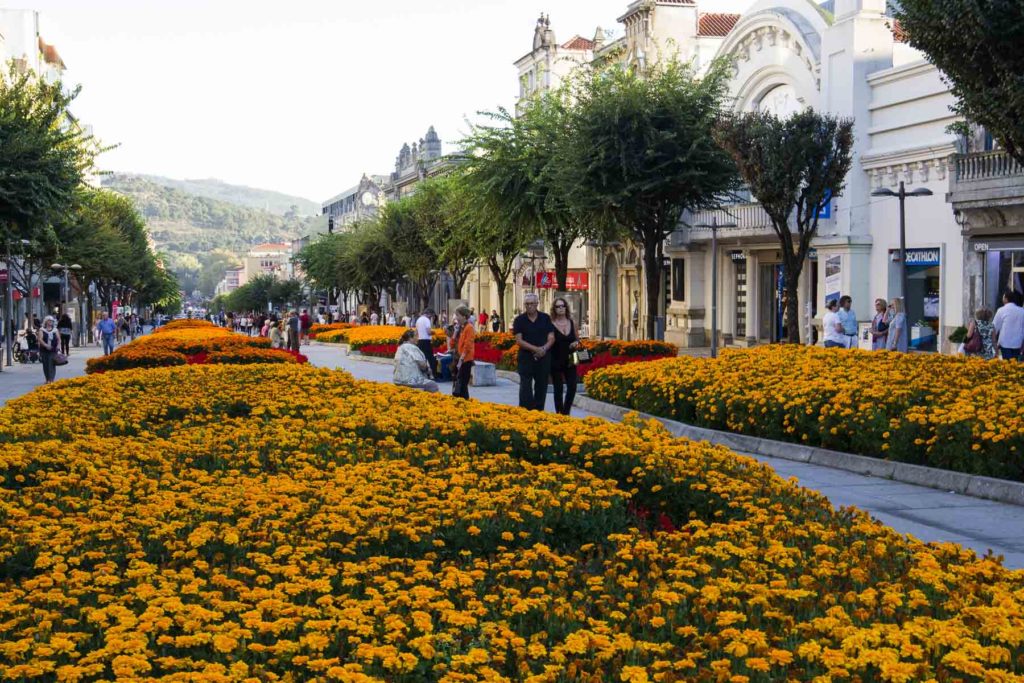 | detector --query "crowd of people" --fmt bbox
[392,293,582,415]
[820,289,1024,361]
